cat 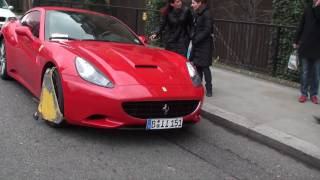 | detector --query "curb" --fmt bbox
[201,102,320,170]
